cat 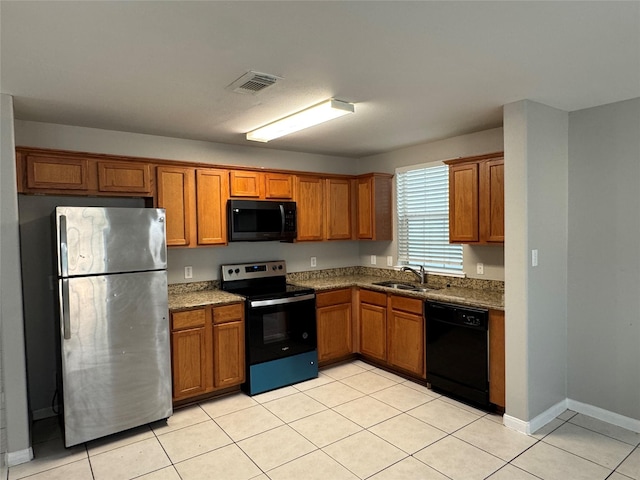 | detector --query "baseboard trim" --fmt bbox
[6,447,33,467]
[503,398,640,436]
[502,414,530,434]
[503,399,567,435]
[568,399,640,433]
